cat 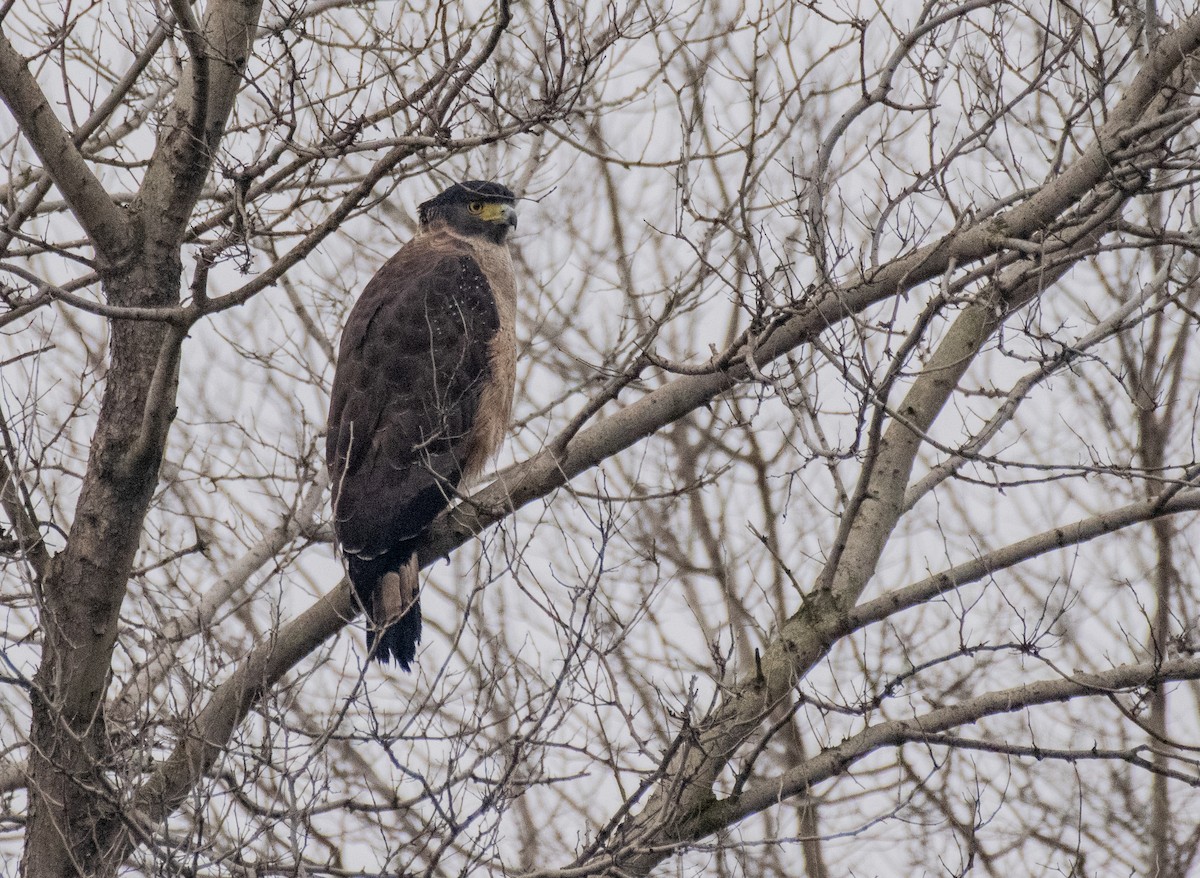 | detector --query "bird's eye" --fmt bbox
[468,201,483,214]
